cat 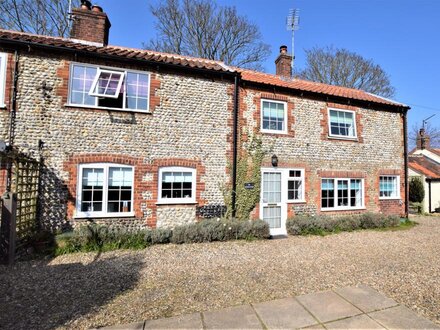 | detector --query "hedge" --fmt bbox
[286,213,401,236]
